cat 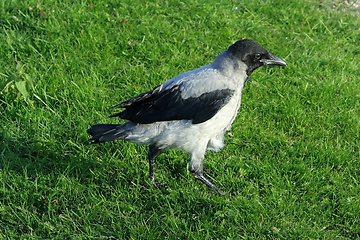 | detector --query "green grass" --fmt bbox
[1,0,359,239]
